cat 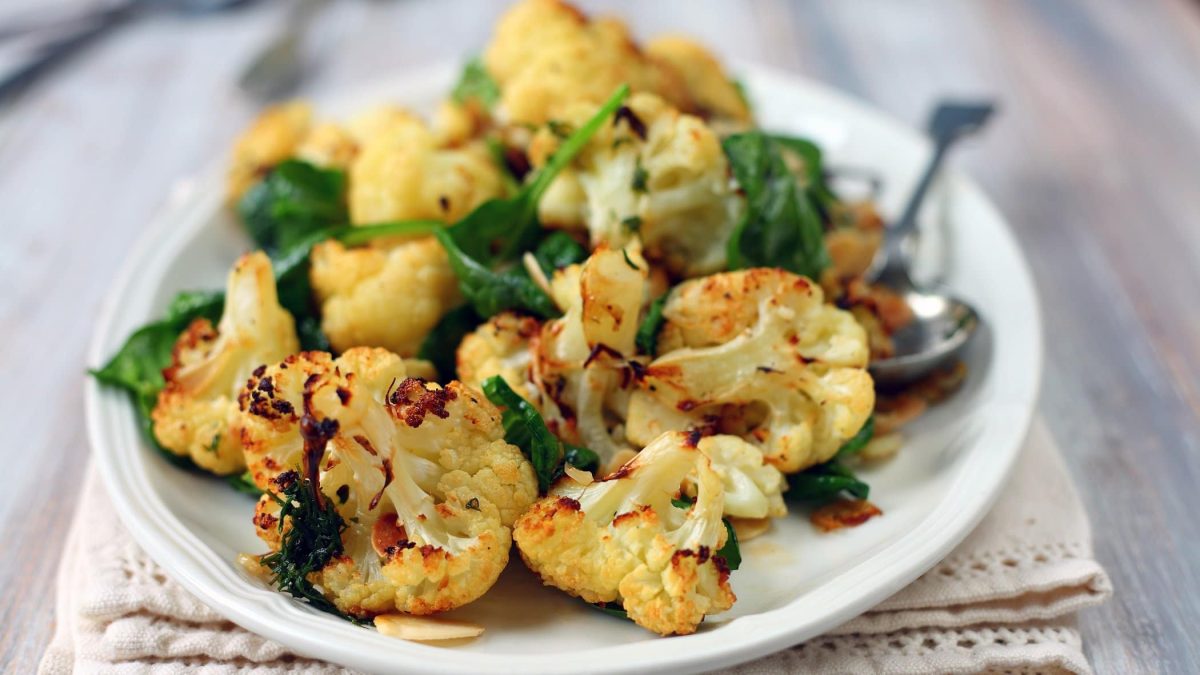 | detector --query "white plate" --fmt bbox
[85,62,1041,674]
